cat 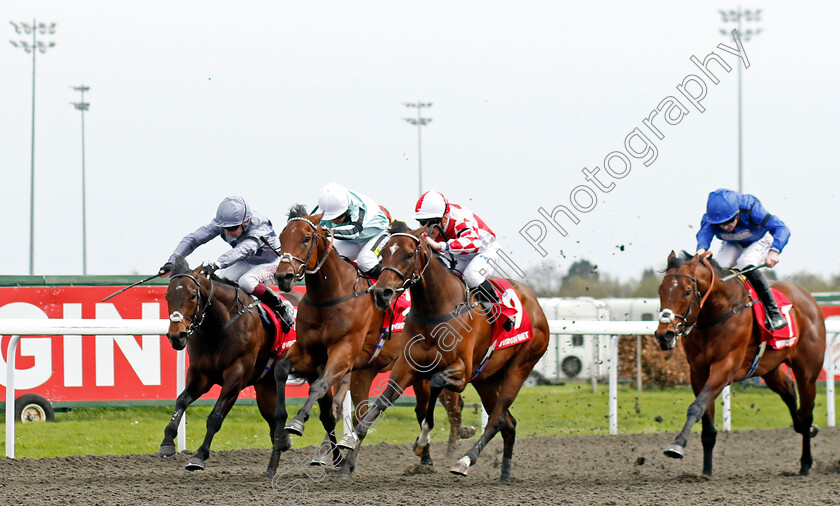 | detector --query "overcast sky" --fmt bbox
[2,1,838,283]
